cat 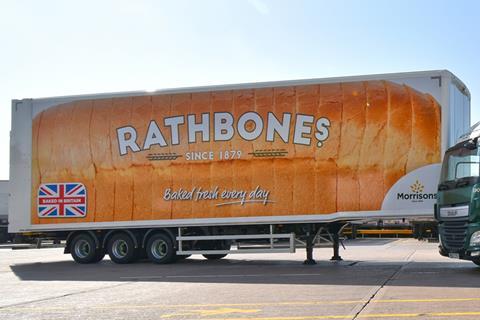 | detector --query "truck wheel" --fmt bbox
[71,233,99,264]
[107,233,137,264]
[203,254,228,260]
[201,240,230,260]
[146,233,175,264]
